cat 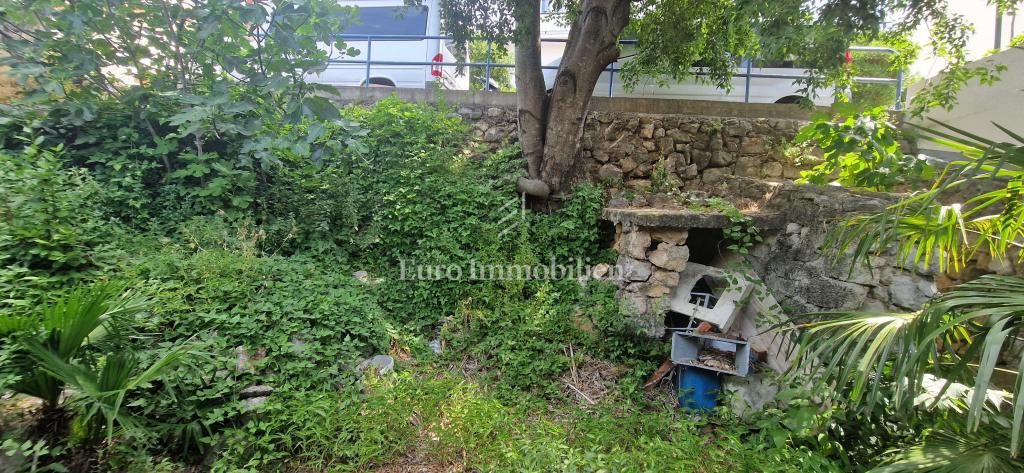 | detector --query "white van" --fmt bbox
[538,13,836,106]
[577,55,838,106]
[309,0,467,89]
